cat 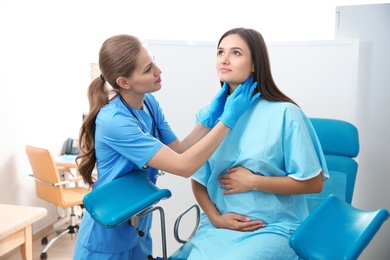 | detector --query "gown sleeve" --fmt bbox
[283,106,329,181]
